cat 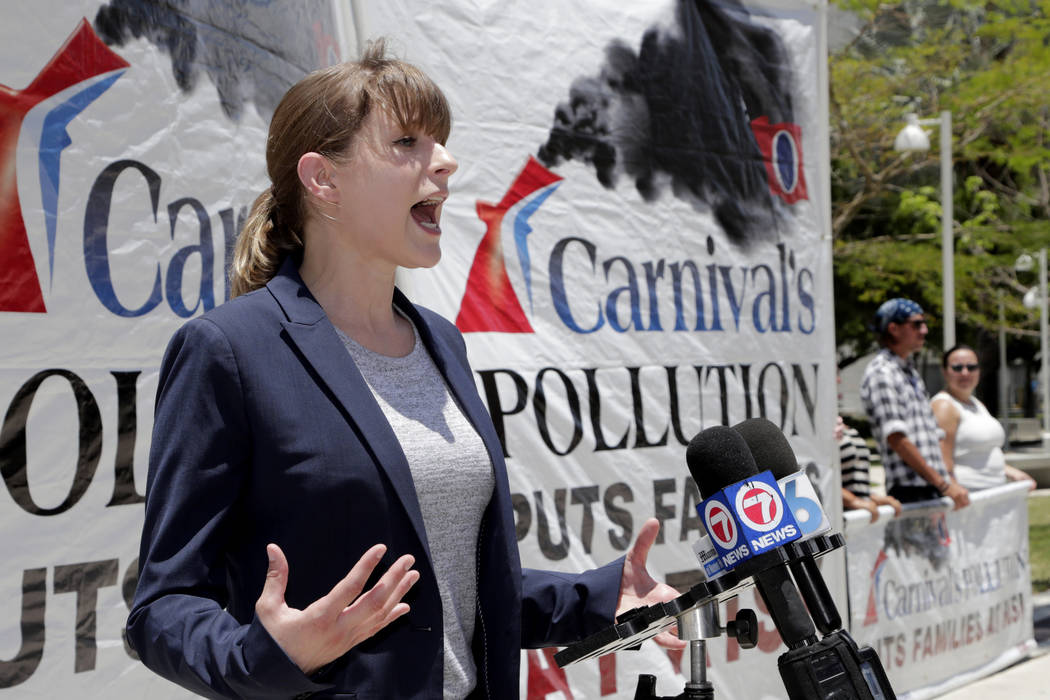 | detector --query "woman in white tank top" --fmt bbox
[930,345,1036,491]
